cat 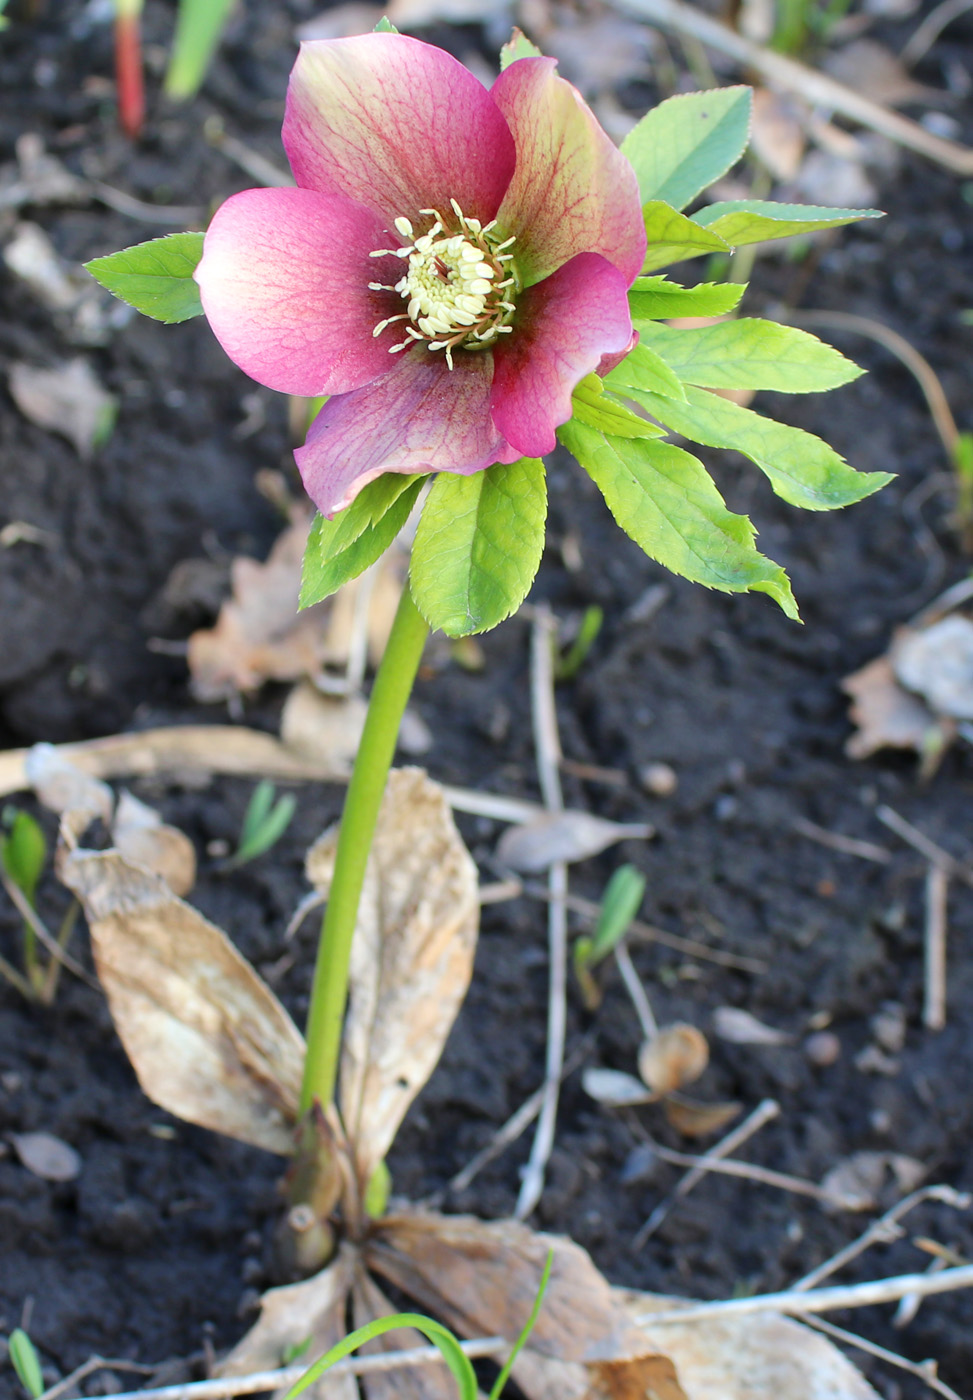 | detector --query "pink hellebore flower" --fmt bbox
[195,34,646,516]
